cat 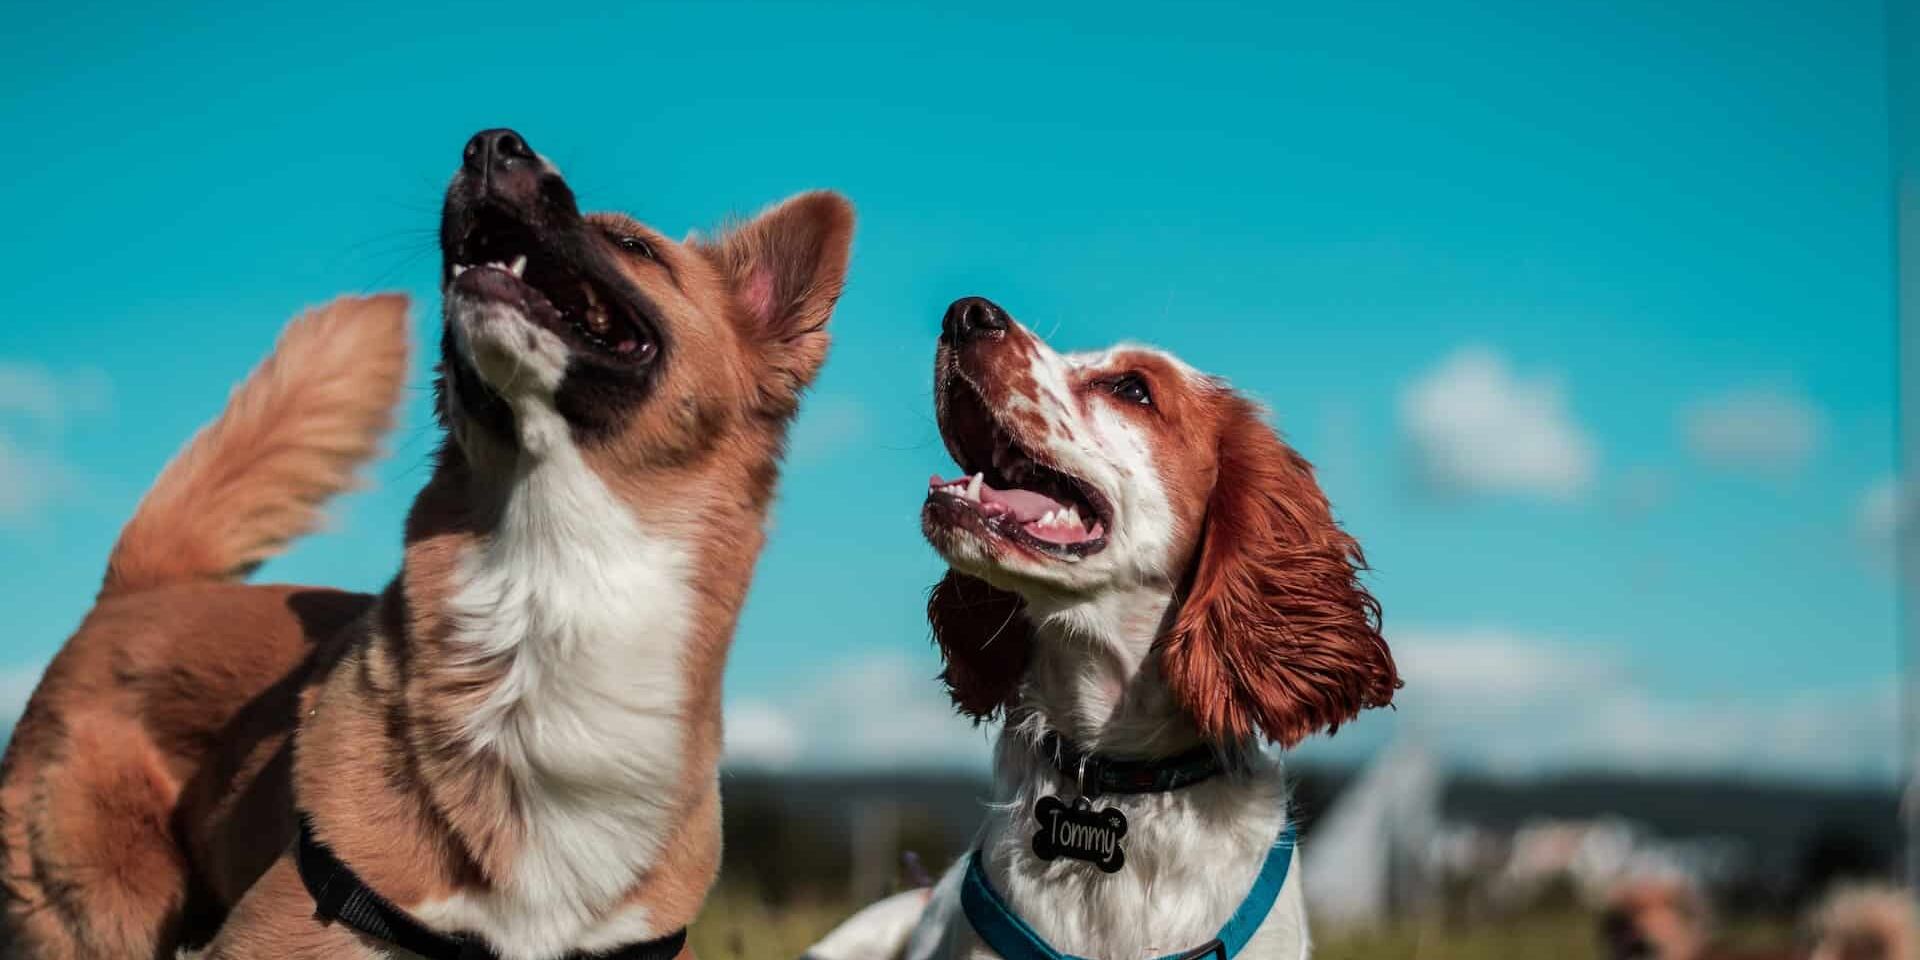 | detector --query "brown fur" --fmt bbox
[928,350,1397,746]
[1158,394,1398,747]
[0,295,407,960]
[1,178,854,959]
[103,296,410,598]
[927,570,1033,721]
